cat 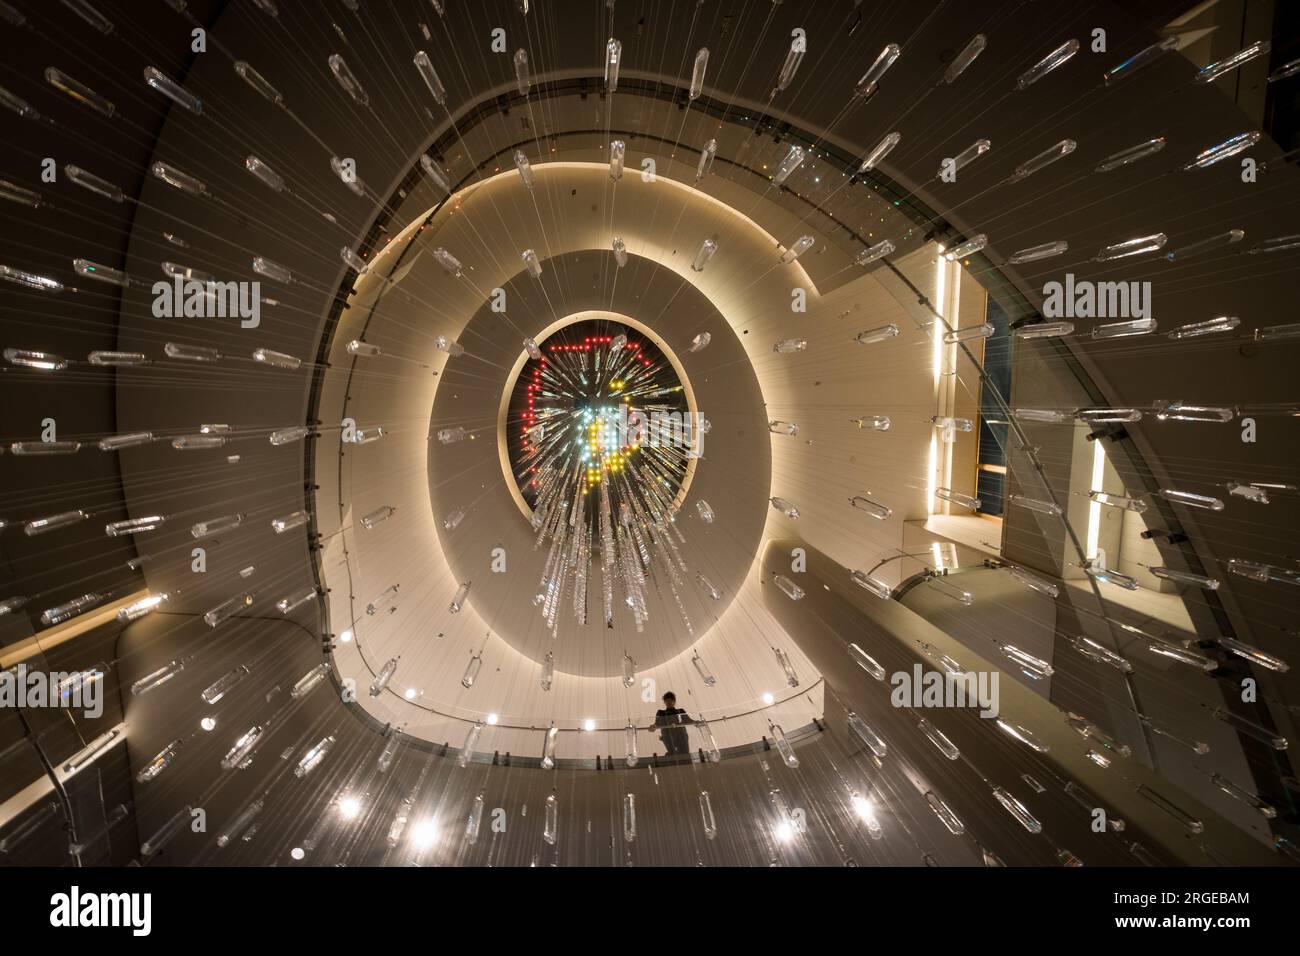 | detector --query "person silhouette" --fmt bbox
[653,691,695,756]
